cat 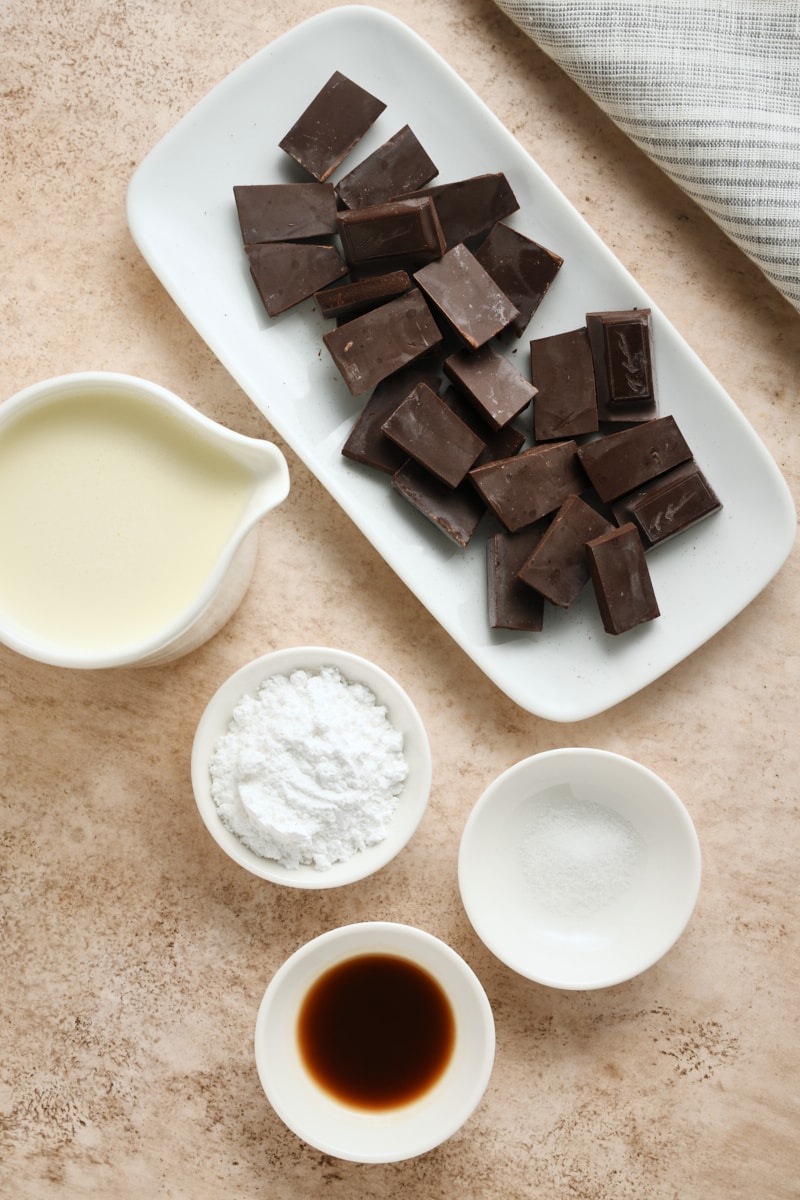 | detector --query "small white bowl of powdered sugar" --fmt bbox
[191,647,432,887]
[458,748,701,989]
